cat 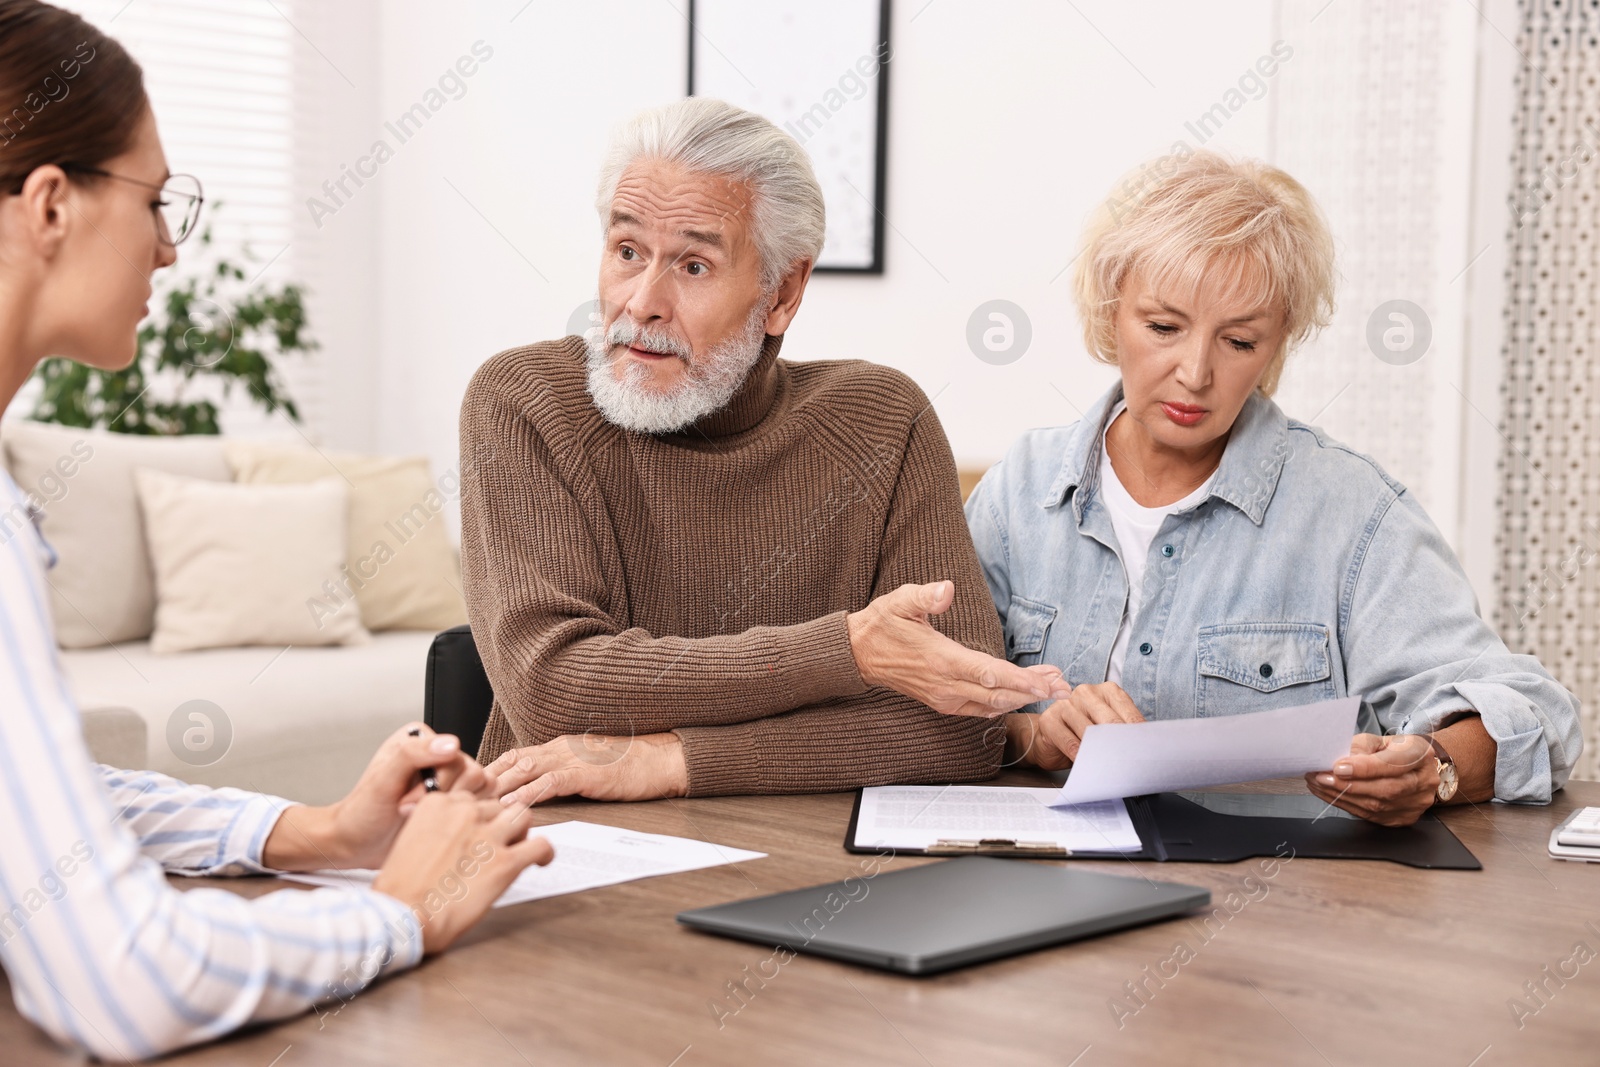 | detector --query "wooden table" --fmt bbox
[4,774,1598,1066]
